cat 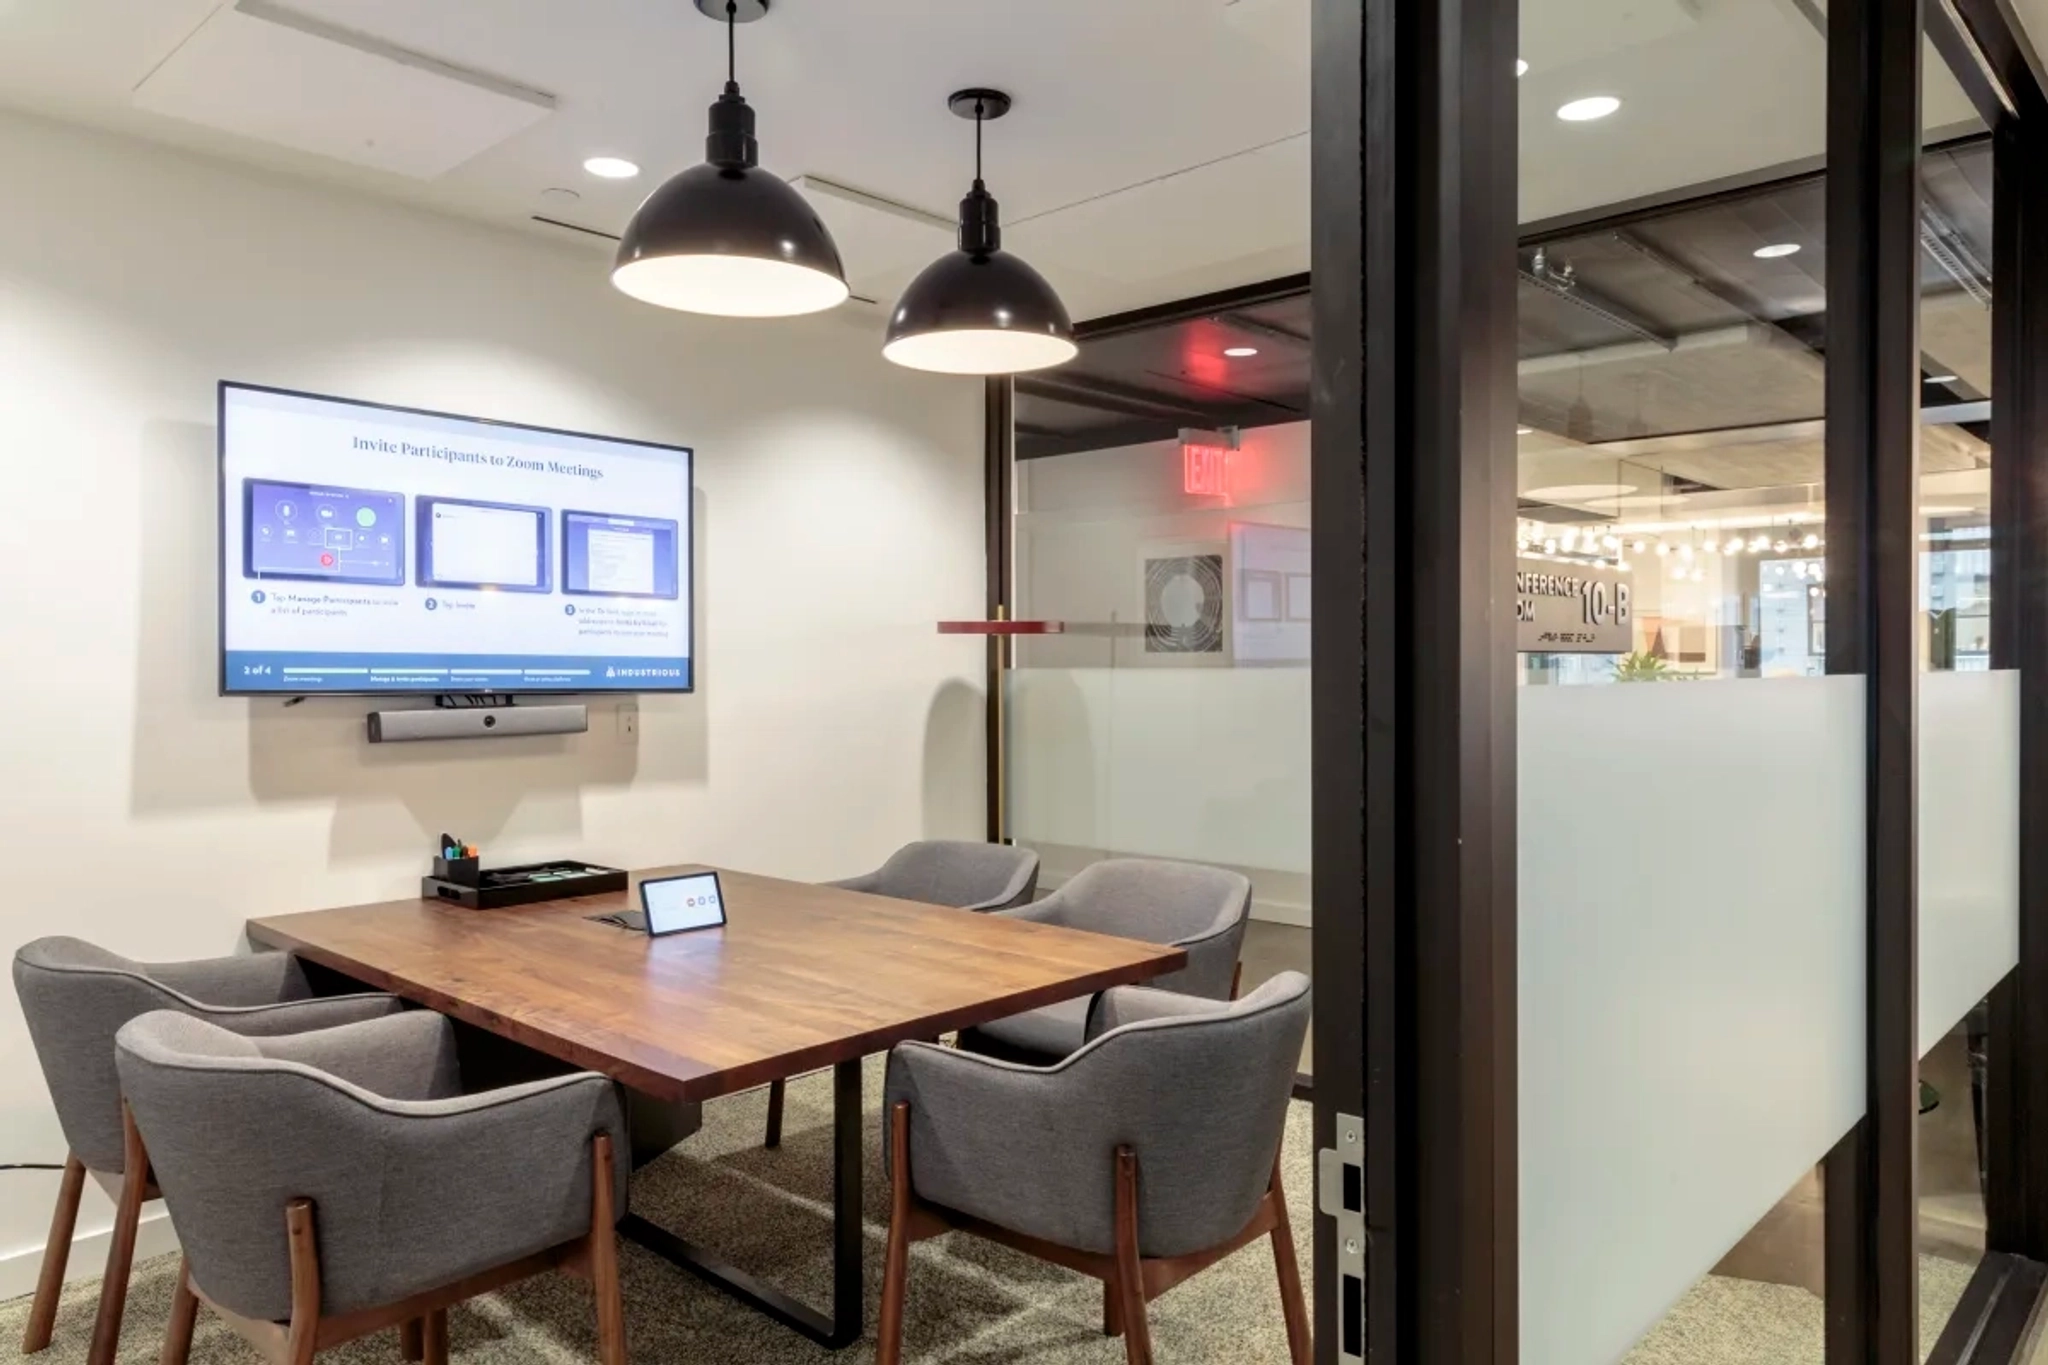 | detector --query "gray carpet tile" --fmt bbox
[1624,1251,1975,1365]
